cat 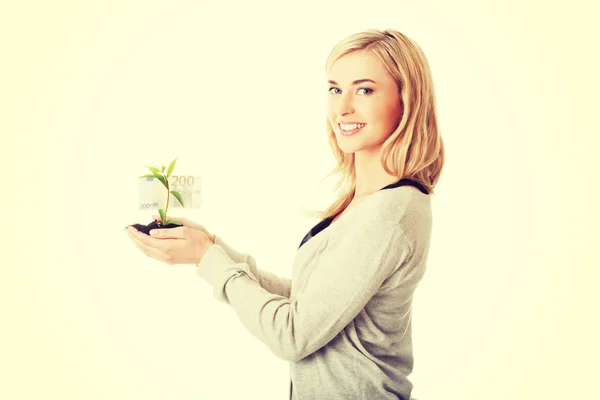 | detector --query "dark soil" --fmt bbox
[126,220,181,235]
